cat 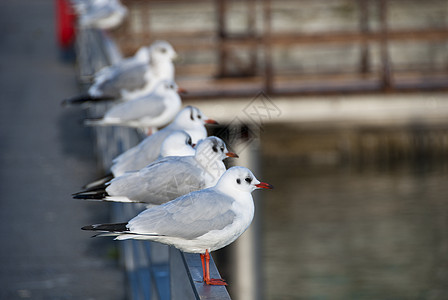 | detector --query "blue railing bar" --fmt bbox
[151,263,171,300]
[132,240,152,300]
[182,252,231,300]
